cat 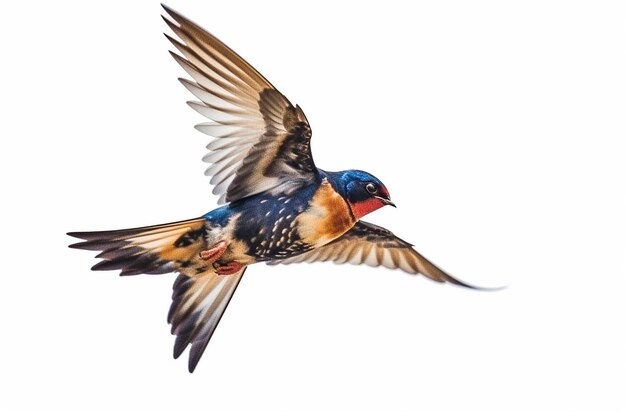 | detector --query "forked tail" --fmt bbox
[68,217,248,372]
